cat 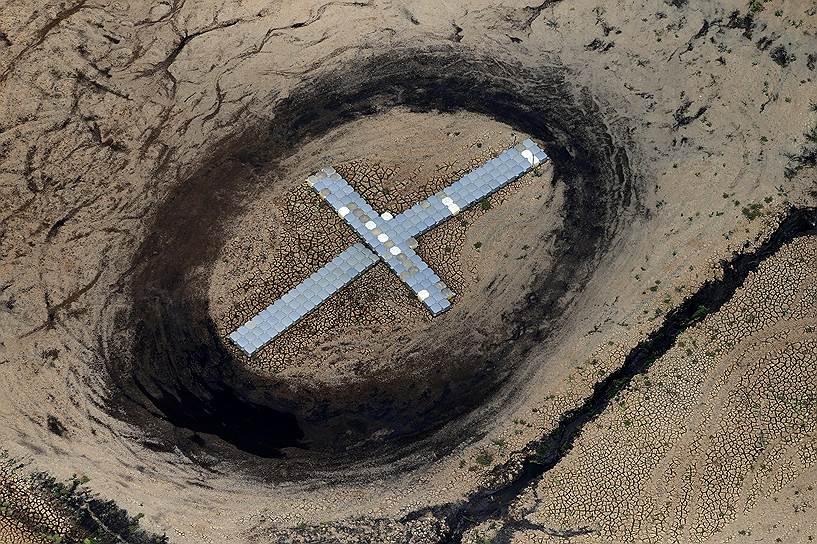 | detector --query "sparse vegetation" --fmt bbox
[0,452,168,544]
[747,0,768,15]
[785,121,817,178]
[475,451,494,466]
[690,304,709,323]
[742,202,764,220]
